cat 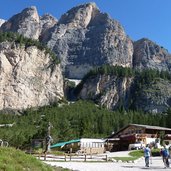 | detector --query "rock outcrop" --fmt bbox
[40,14,58,40]
[77,72,171,113]
[0,41,64,111]
[0,7,58,41]
[43,2,133,79]
[133,38,171,71]
[77,74,133,110]
[133,78,171,113]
